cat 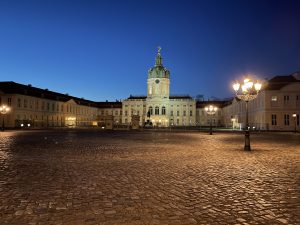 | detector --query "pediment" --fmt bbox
[65,99,78,105]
